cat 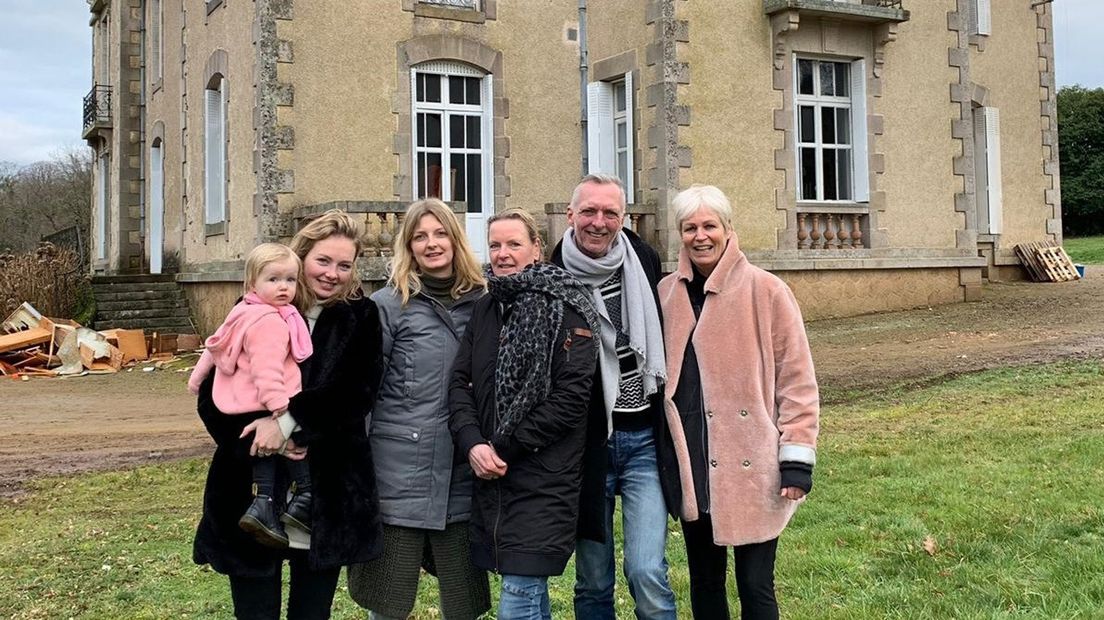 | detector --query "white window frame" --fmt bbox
[794,56,868,203]
[204,77,227,225]
[973,106,1003,235]
[587,72,635,202]
[410,61,494,259]
[968,0,991,36]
